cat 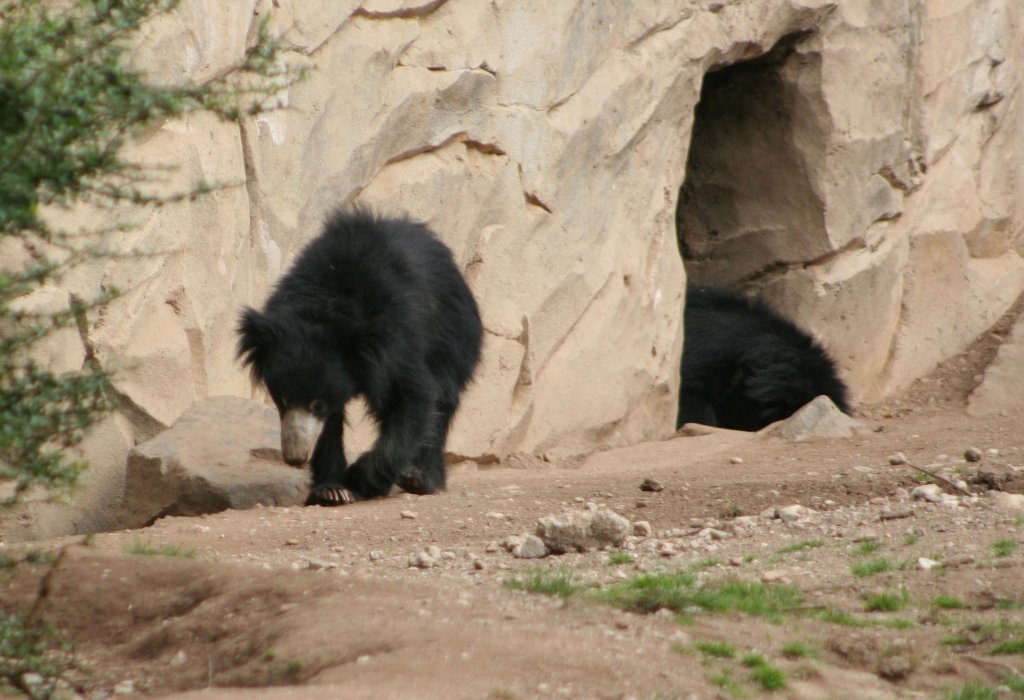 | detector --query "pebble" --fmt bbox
[400,510,418,519]
[485,512,506,520]
[729,457,744,465]
[284,539,299,546]
[912,484,943,503]
[409,552,436,569]
[512,535,549,559]
[640,478,664,492]
[169,650,187,667]
[991,492,1024,511]
[851,528,878,543]
[633,521,652,537]
[761,569,787,583]
[964,447,983,463]
[306,558,338,571]
[778,505,815,523]
[368,550,384,561]
[114,680,135,695]
[917,557,941,571]
[888,452,908,465]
